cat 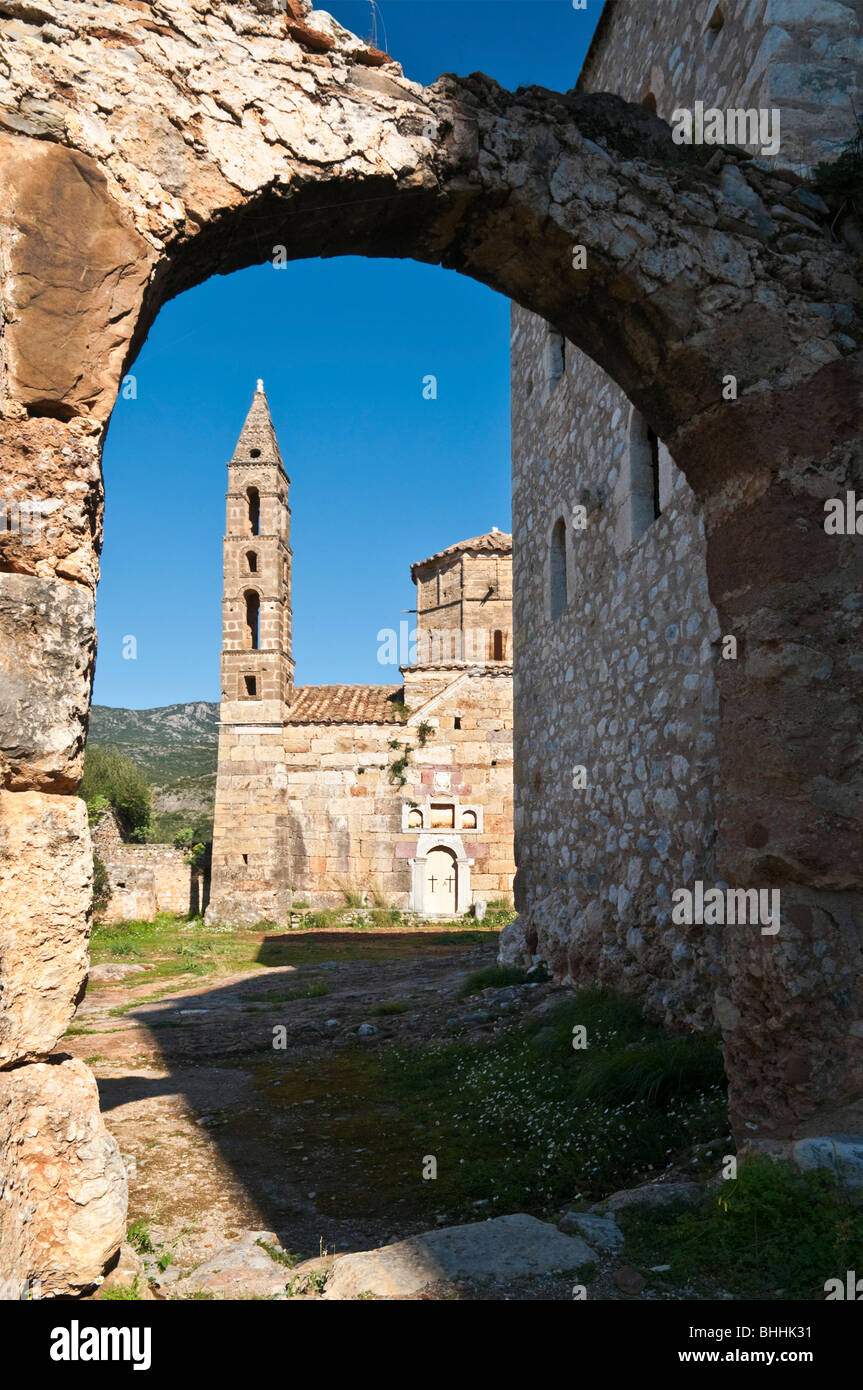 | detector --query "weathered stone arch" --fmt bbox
[1,0,861,1291]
